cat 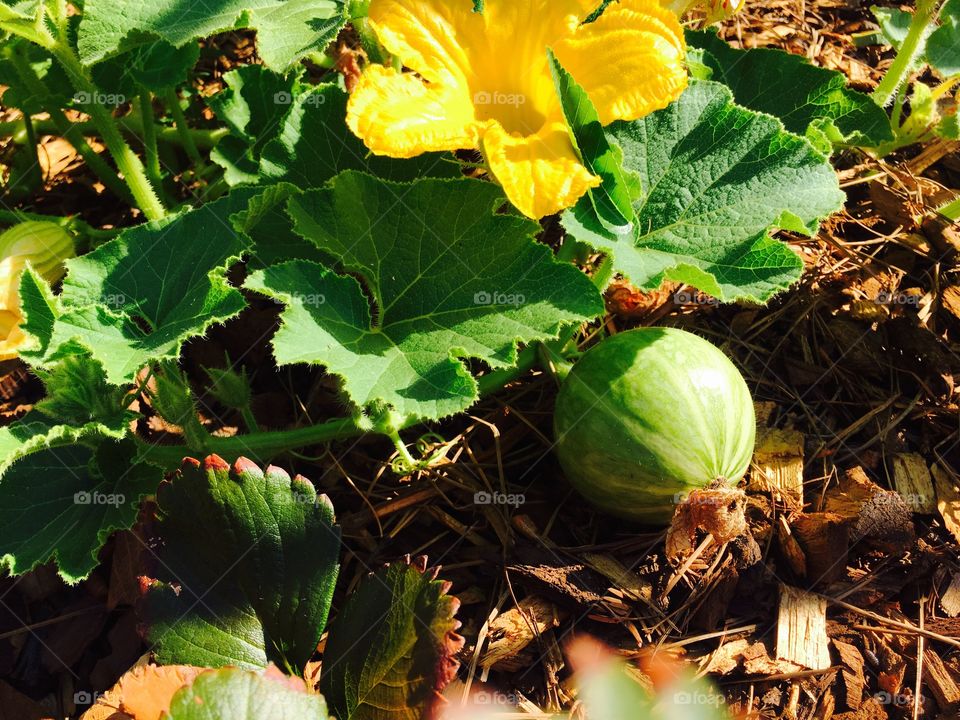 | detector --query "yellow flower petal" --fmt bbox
[368,0,482,86]
[482,120,600,219]
[346,65,479,158]
[469,0,597,133]
[554,0,688,125]
[0,308,26,362]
